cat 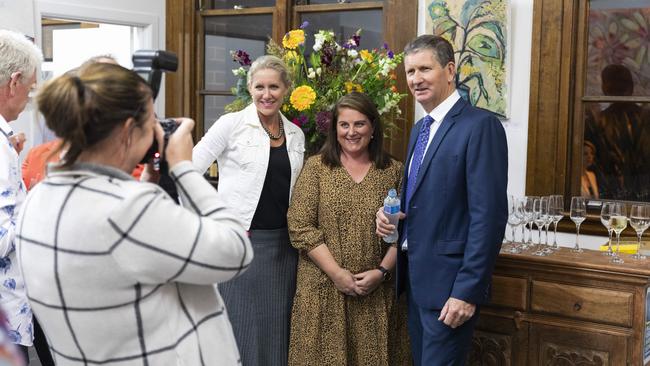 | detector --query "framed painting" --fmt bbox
[425,0,510,118]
